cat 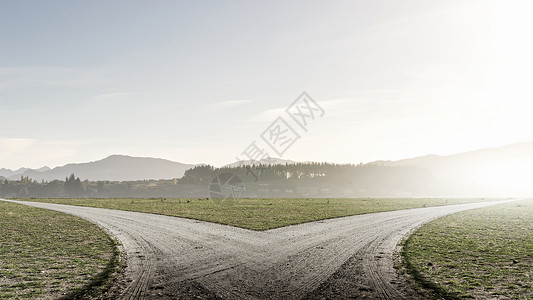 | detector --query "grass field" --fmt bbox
[402,198,533,299]
[19,197,499,230]
[0,201,119,299]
